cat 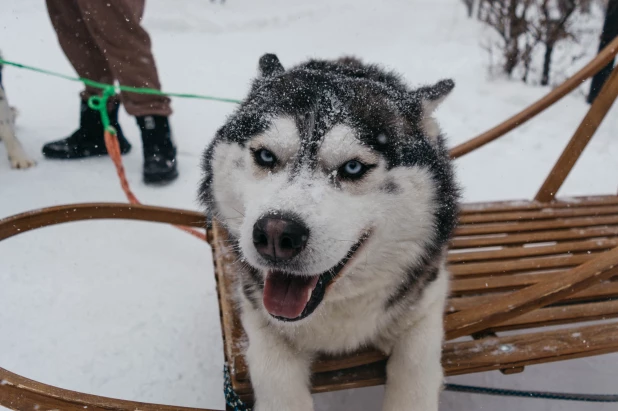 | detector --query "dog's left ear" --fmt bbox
[258,53,285,78]
[416,79,454,115]
[413,79,454,144]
